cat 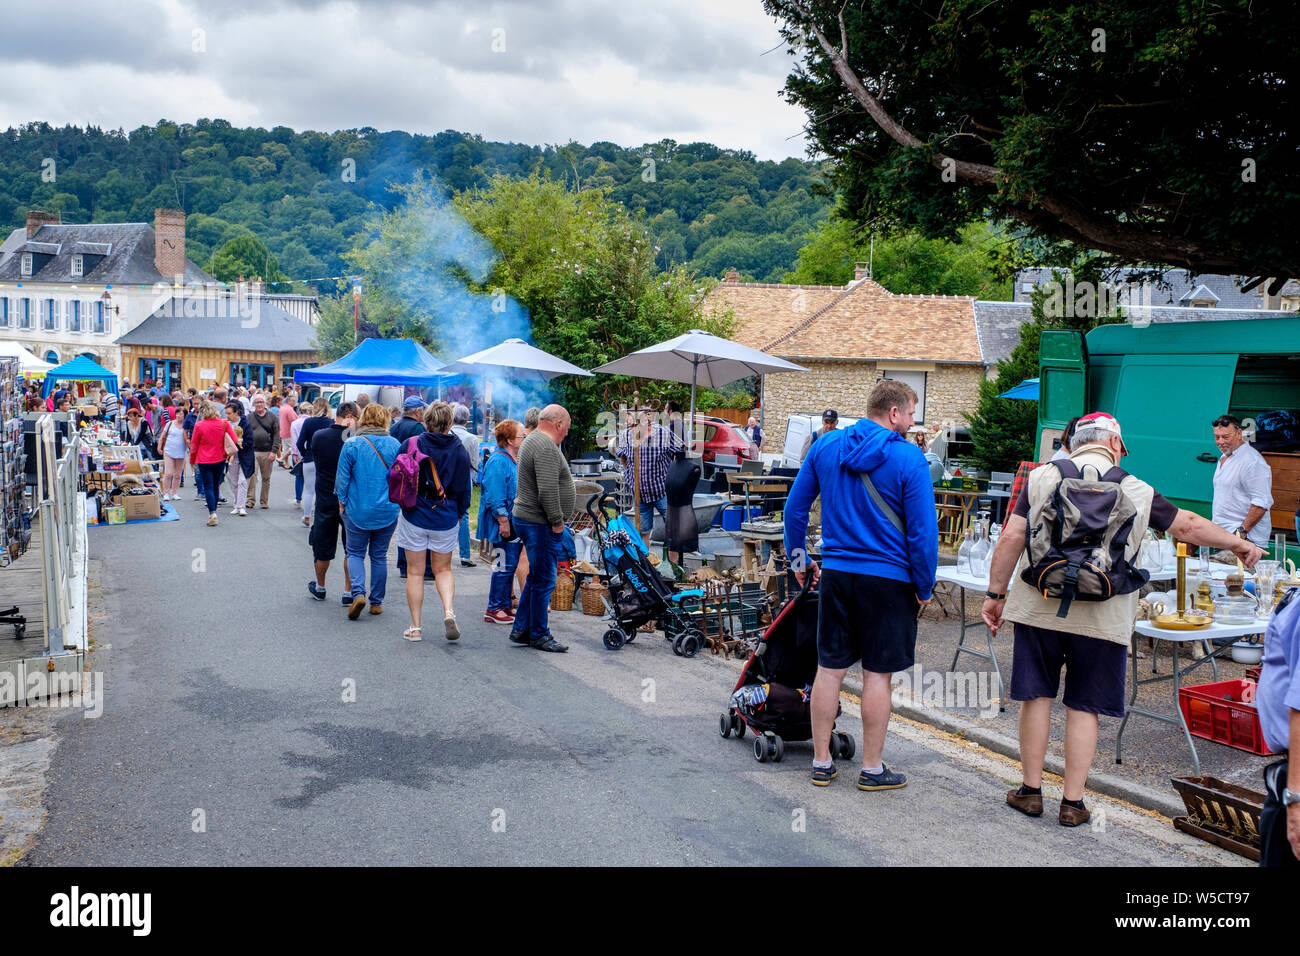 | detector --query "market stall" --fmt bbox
[40,355,119,401]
